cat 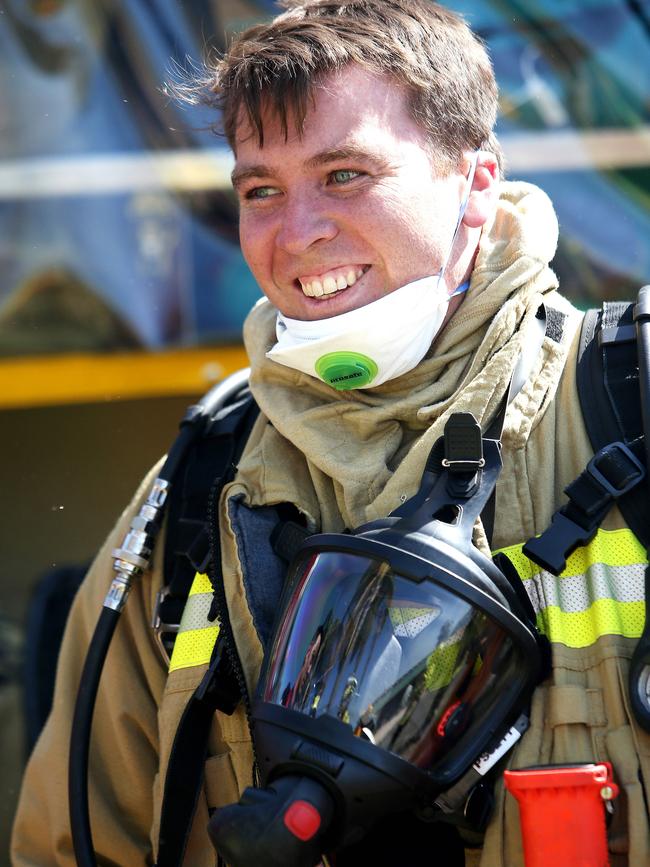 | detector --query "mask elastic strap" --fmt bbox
[450,279,470,299]
[438,151,479,281]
